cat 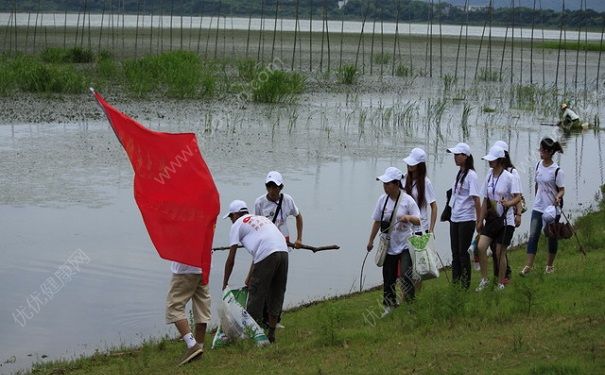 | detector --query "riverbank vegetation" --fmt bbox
[29,186,605,374]
[0,48,306,102]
